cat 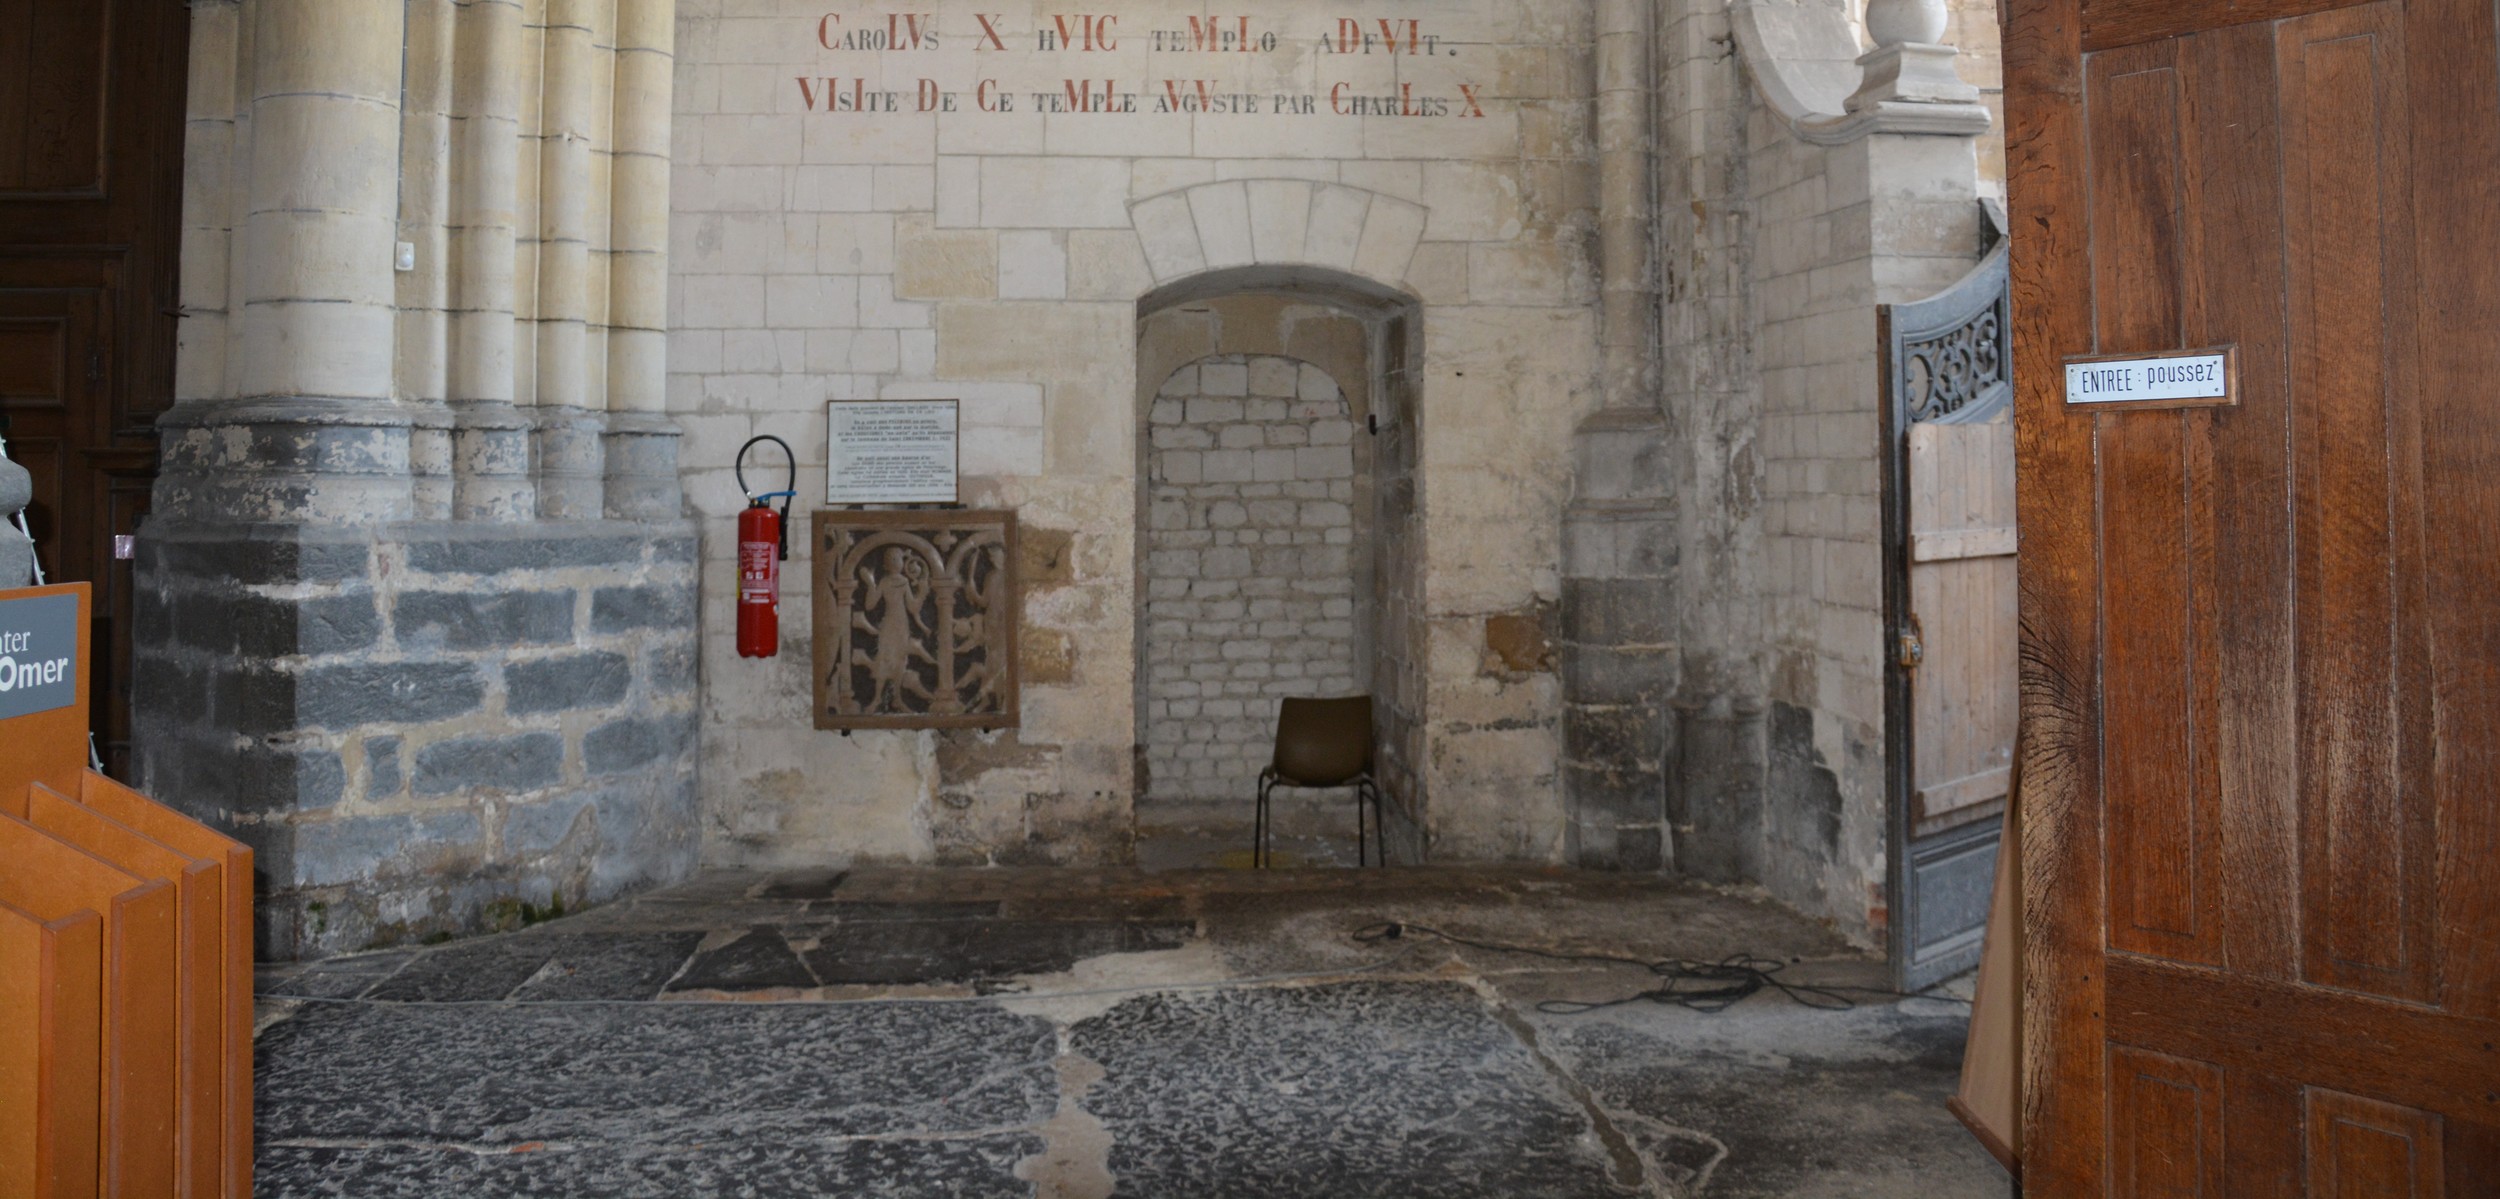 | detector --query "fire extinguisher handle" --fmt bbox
[736,435,800,562]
